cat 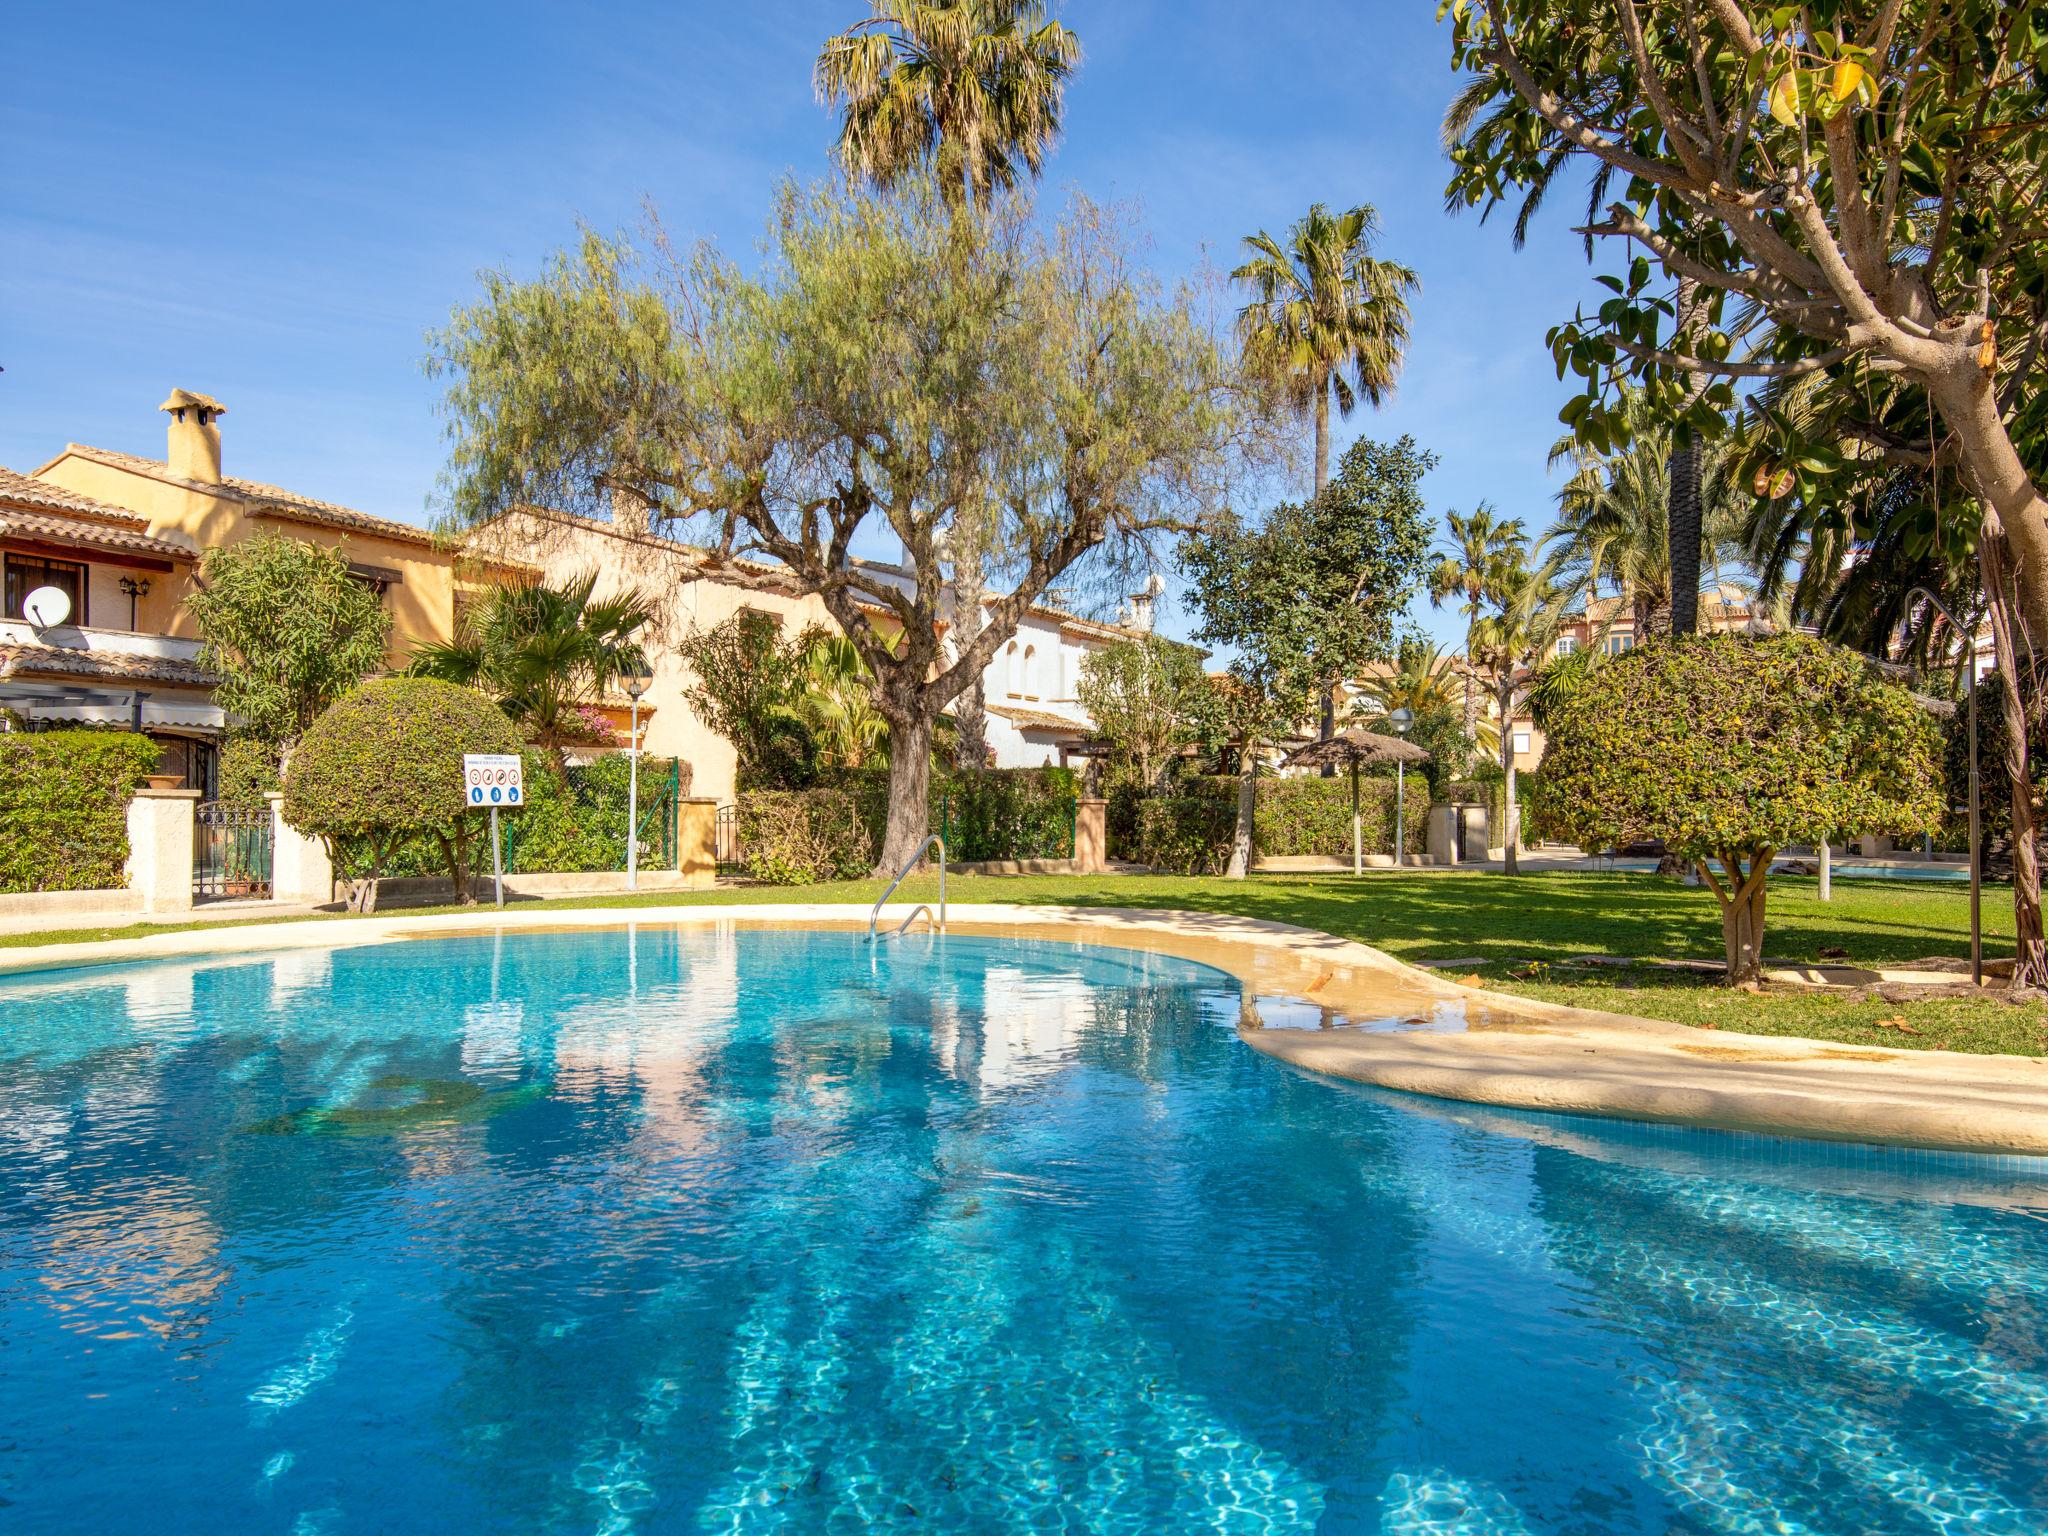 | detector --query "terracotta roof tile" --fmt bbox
[0,506,198,563]
[51,446,446,550]
[0,642,217,689]
[986,704,1092,734]
[0,465,153,528]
